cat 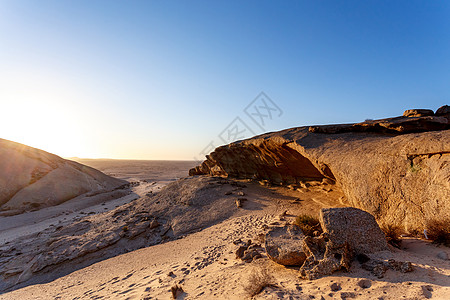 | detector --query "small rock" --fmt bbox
[235,246,247,259]
[357,279,371,289]
[322,178,334,185]
[242,249,260,261]
[421,285,433,299]
[356,253,370,264]
[330,282,342,291]
[287,184,297,190]
[437,251,448,260]
[388,259,413,273]
[171,284,184,299]
[340,292,356,299]
[235,199,242,208]
[299,182,310,189]
[237,191,245,196]
[149,220,160,229]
